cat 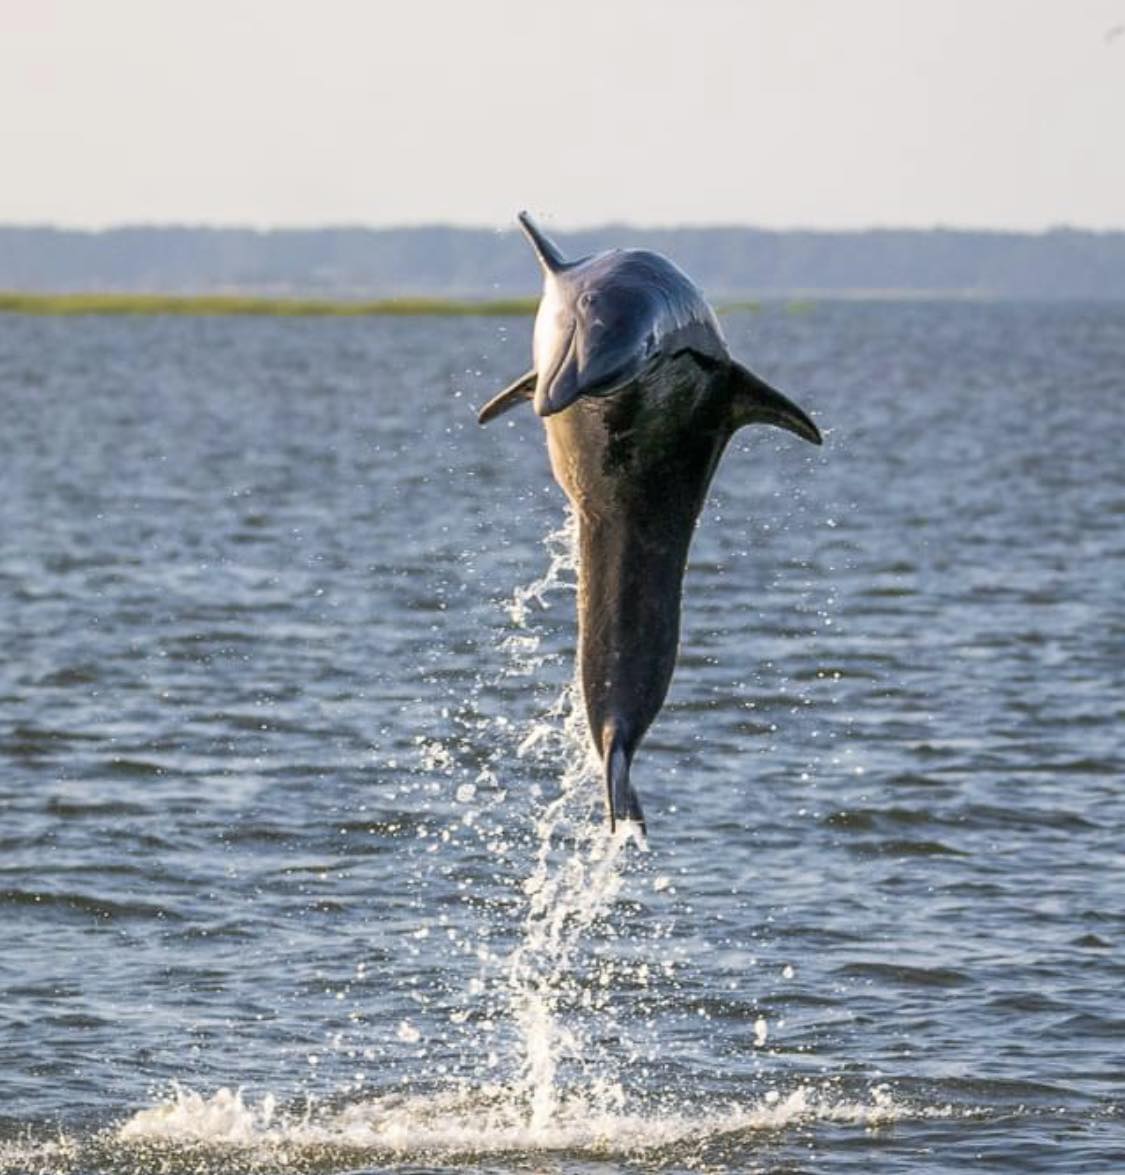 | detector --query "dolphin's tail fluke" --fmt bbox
[603,722,646,840]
